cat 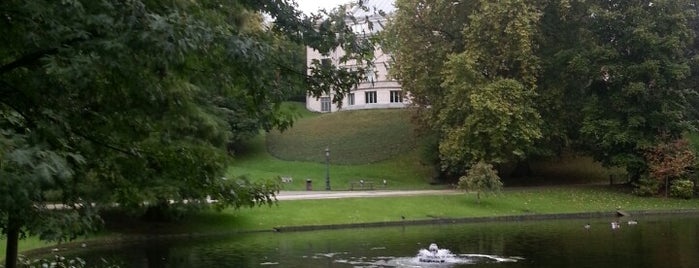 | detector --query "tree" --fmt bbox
[387,0,698,185]
[457,161,503,203]
[385,0,544,177]
[1,1,375,267]
[644,138,696,197]
[576,0,696,182]
[437,0,543,174]
[383,0,477,122]
[382,0,477,176]
[535,0,594,155]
